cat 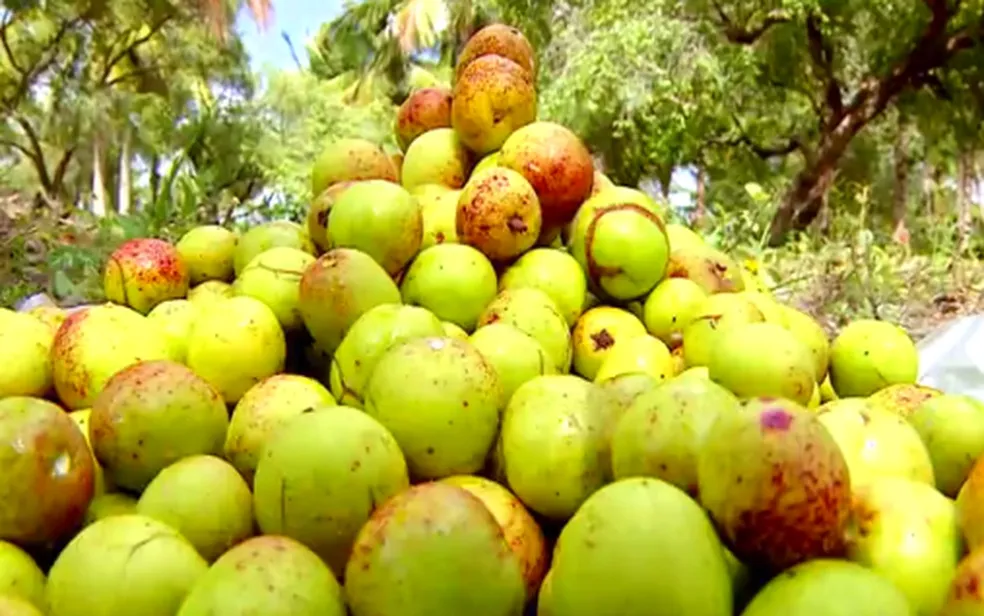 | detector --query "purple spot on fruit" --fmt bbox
[760,409,793,431]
